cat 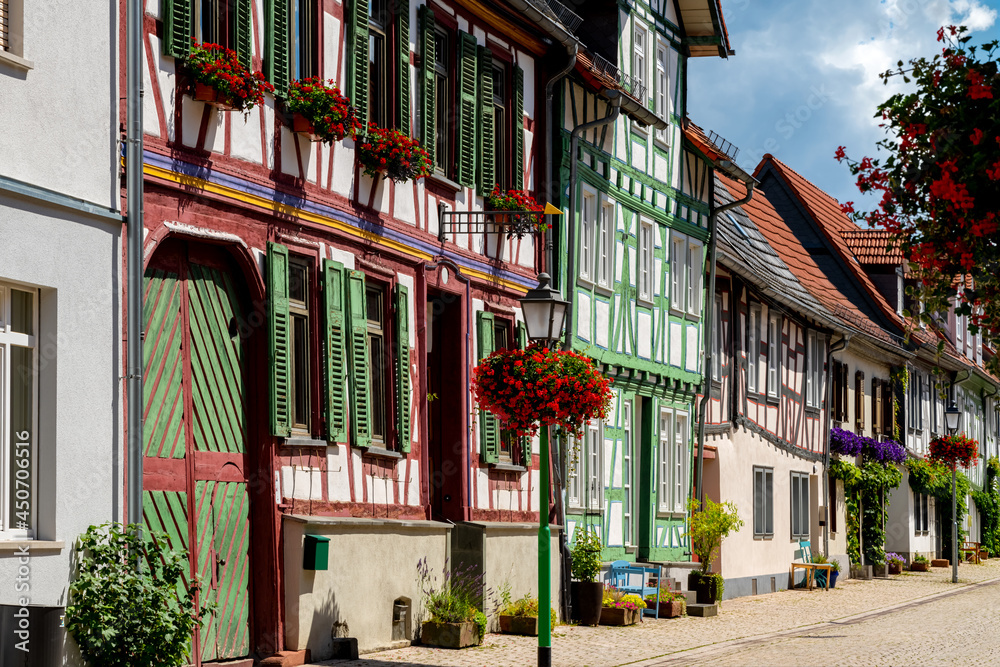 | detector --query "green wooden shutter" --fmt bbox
[267,242,291,438]
[419,6,437,166]
[517,321,531,463]
[396,6,411,135]
[348,0,370,128]
[323,260,348,443]
[456,32,478,187]
[162,0,192,59]
[395,284,411,452]
[477,46,495,196]
[347,270,372,448]
[234,0,253,69]
[513,65,525,190]
[477,311,499,463]
[265,0,290,96]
